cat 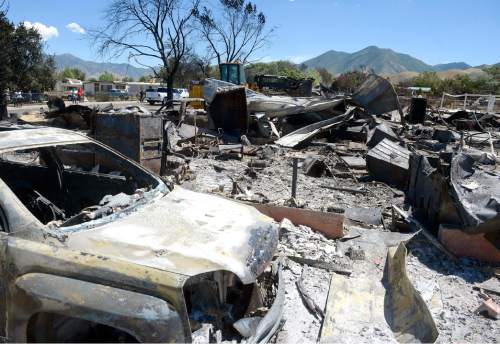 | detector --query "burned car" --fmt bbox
[0,124,282,342]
